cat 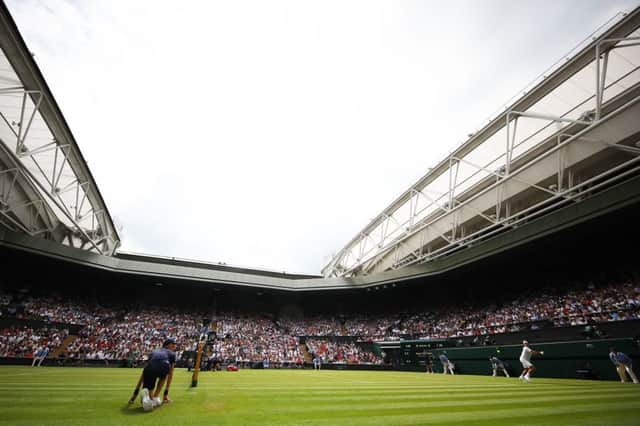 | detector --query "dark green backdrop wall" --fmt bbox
[399,338,638,381]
